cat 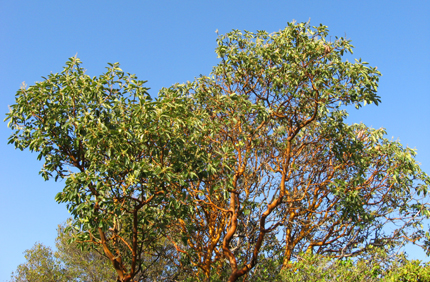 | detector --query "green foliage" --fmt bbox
[6,22,430,282]
[10,243,66,282]
[55,222,117,281]
[163,21,430,281]
[277,250,430,282]
[388,260,430,282]
[5,55,216,281]
[10,222,116,282]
